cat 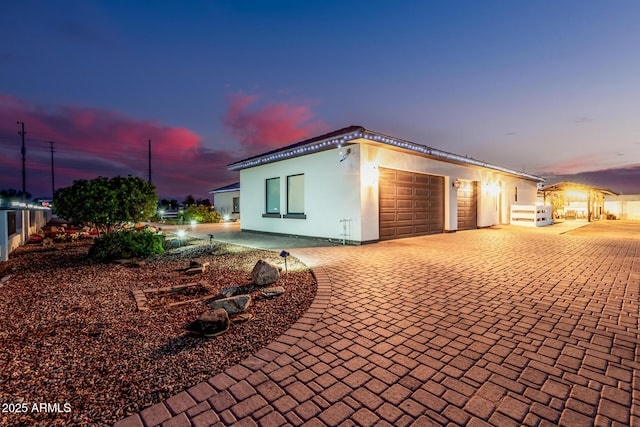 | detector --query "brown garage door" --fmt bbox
[379,168,444,240]
[457,180,477,230]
